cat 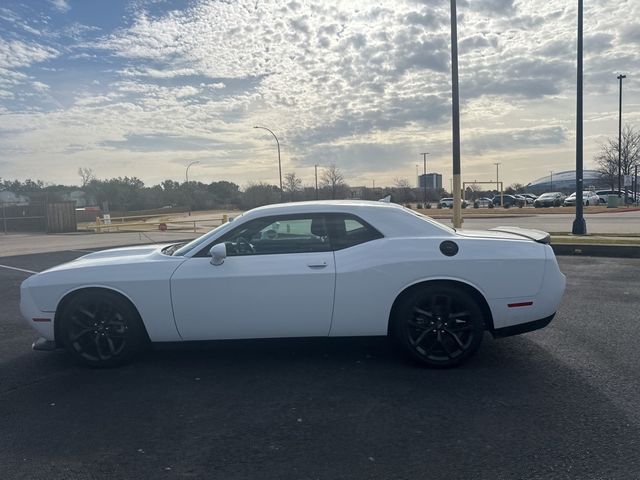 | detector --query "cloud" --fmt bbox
[465,126,567,155]
[49,0,71,13]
